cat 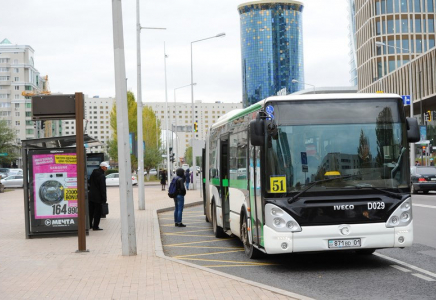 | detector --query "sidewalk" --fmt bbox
[0,186,301,299]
